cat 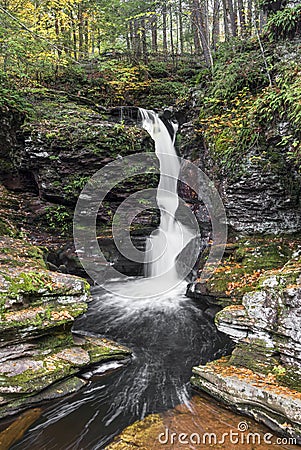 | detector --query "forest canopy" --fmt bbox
[0,0,300,82]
